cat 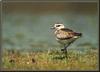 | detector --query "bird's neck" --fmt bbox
[54,29,60,35]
